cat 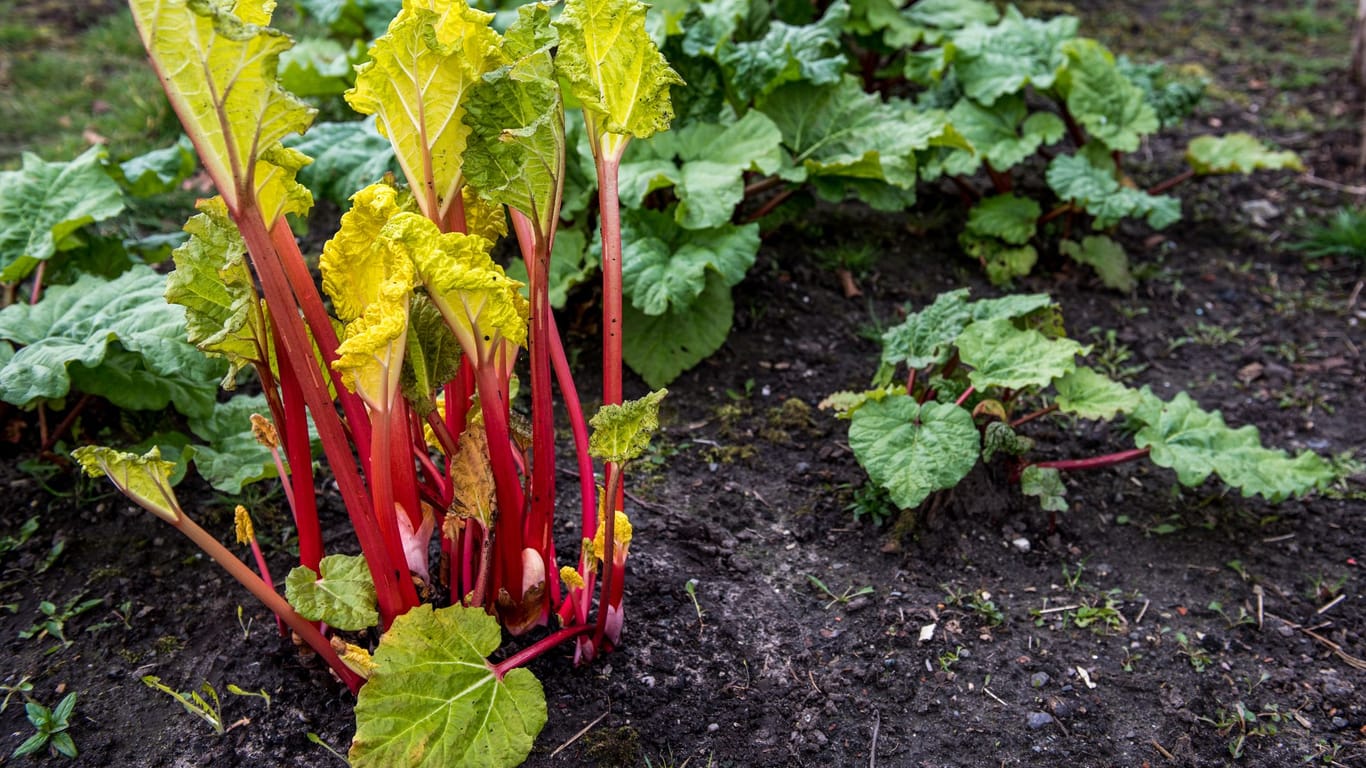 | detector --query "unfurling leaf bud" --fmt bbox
[234,505,255,544]
[250,413,279,448]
